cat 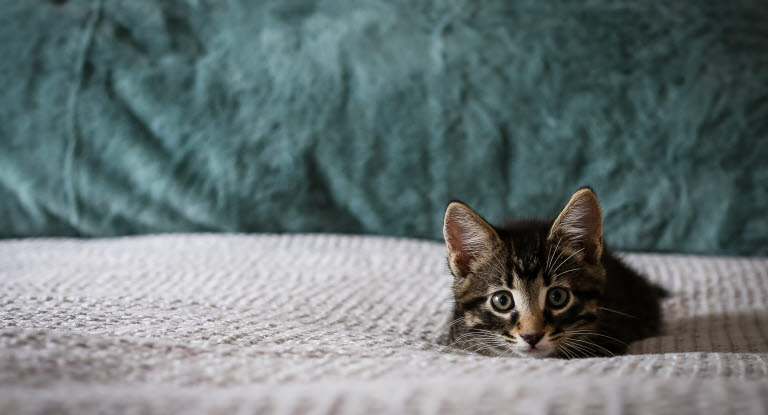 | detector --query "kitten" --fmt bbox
[441,187,665,358]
